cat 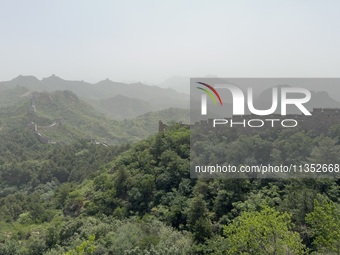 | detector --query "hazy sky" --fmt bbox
[1,0,340,84]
